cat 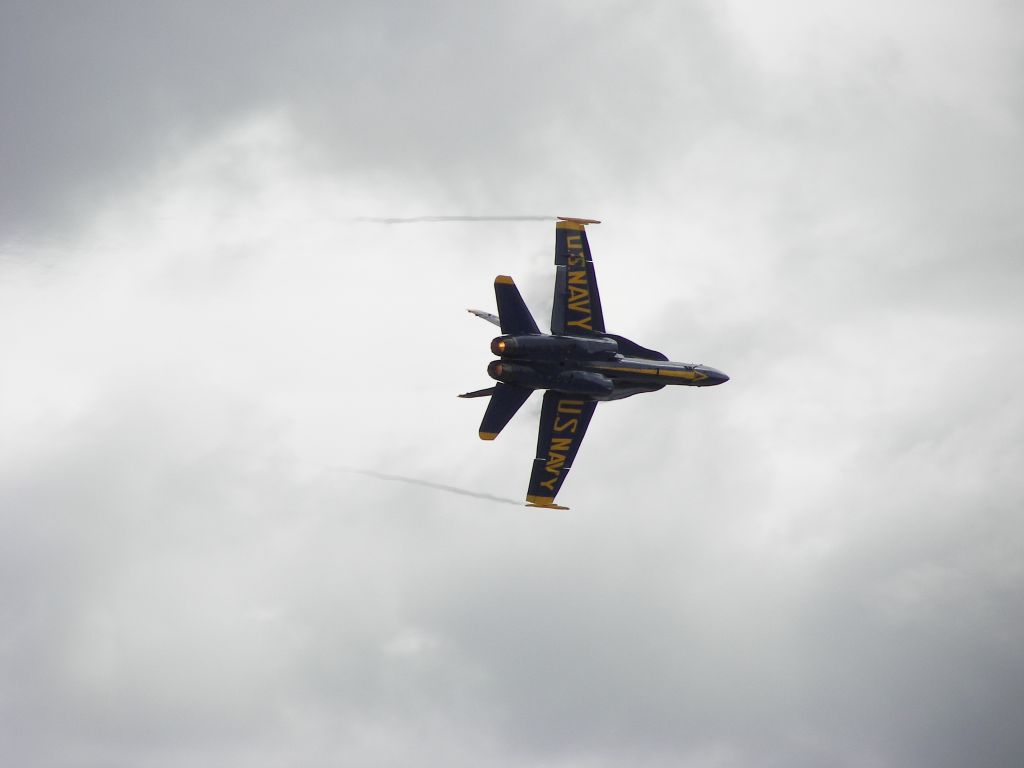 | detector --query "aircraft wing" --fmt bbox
[525,390,598,508]
[551,218,605,335]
